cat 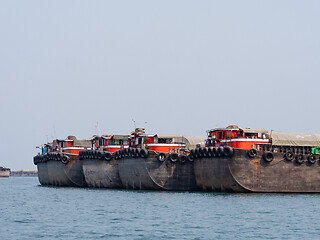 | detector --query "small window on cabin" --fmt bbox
[61,142,64,148]
[138,138,142,145]
[119,140,123,145]
[158,138,166,143]
[218,132,224,139]
[99,139,103,146]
